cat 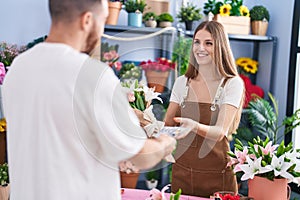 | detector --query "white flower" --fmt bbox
[239,156,272,181]
[270,154,294,181]
[285,150,300,171]
[136,85,163,104]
